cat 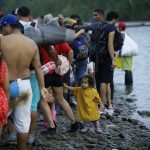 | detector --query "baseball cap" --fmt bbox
[118,21,126,30]
[0,14,18,28]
